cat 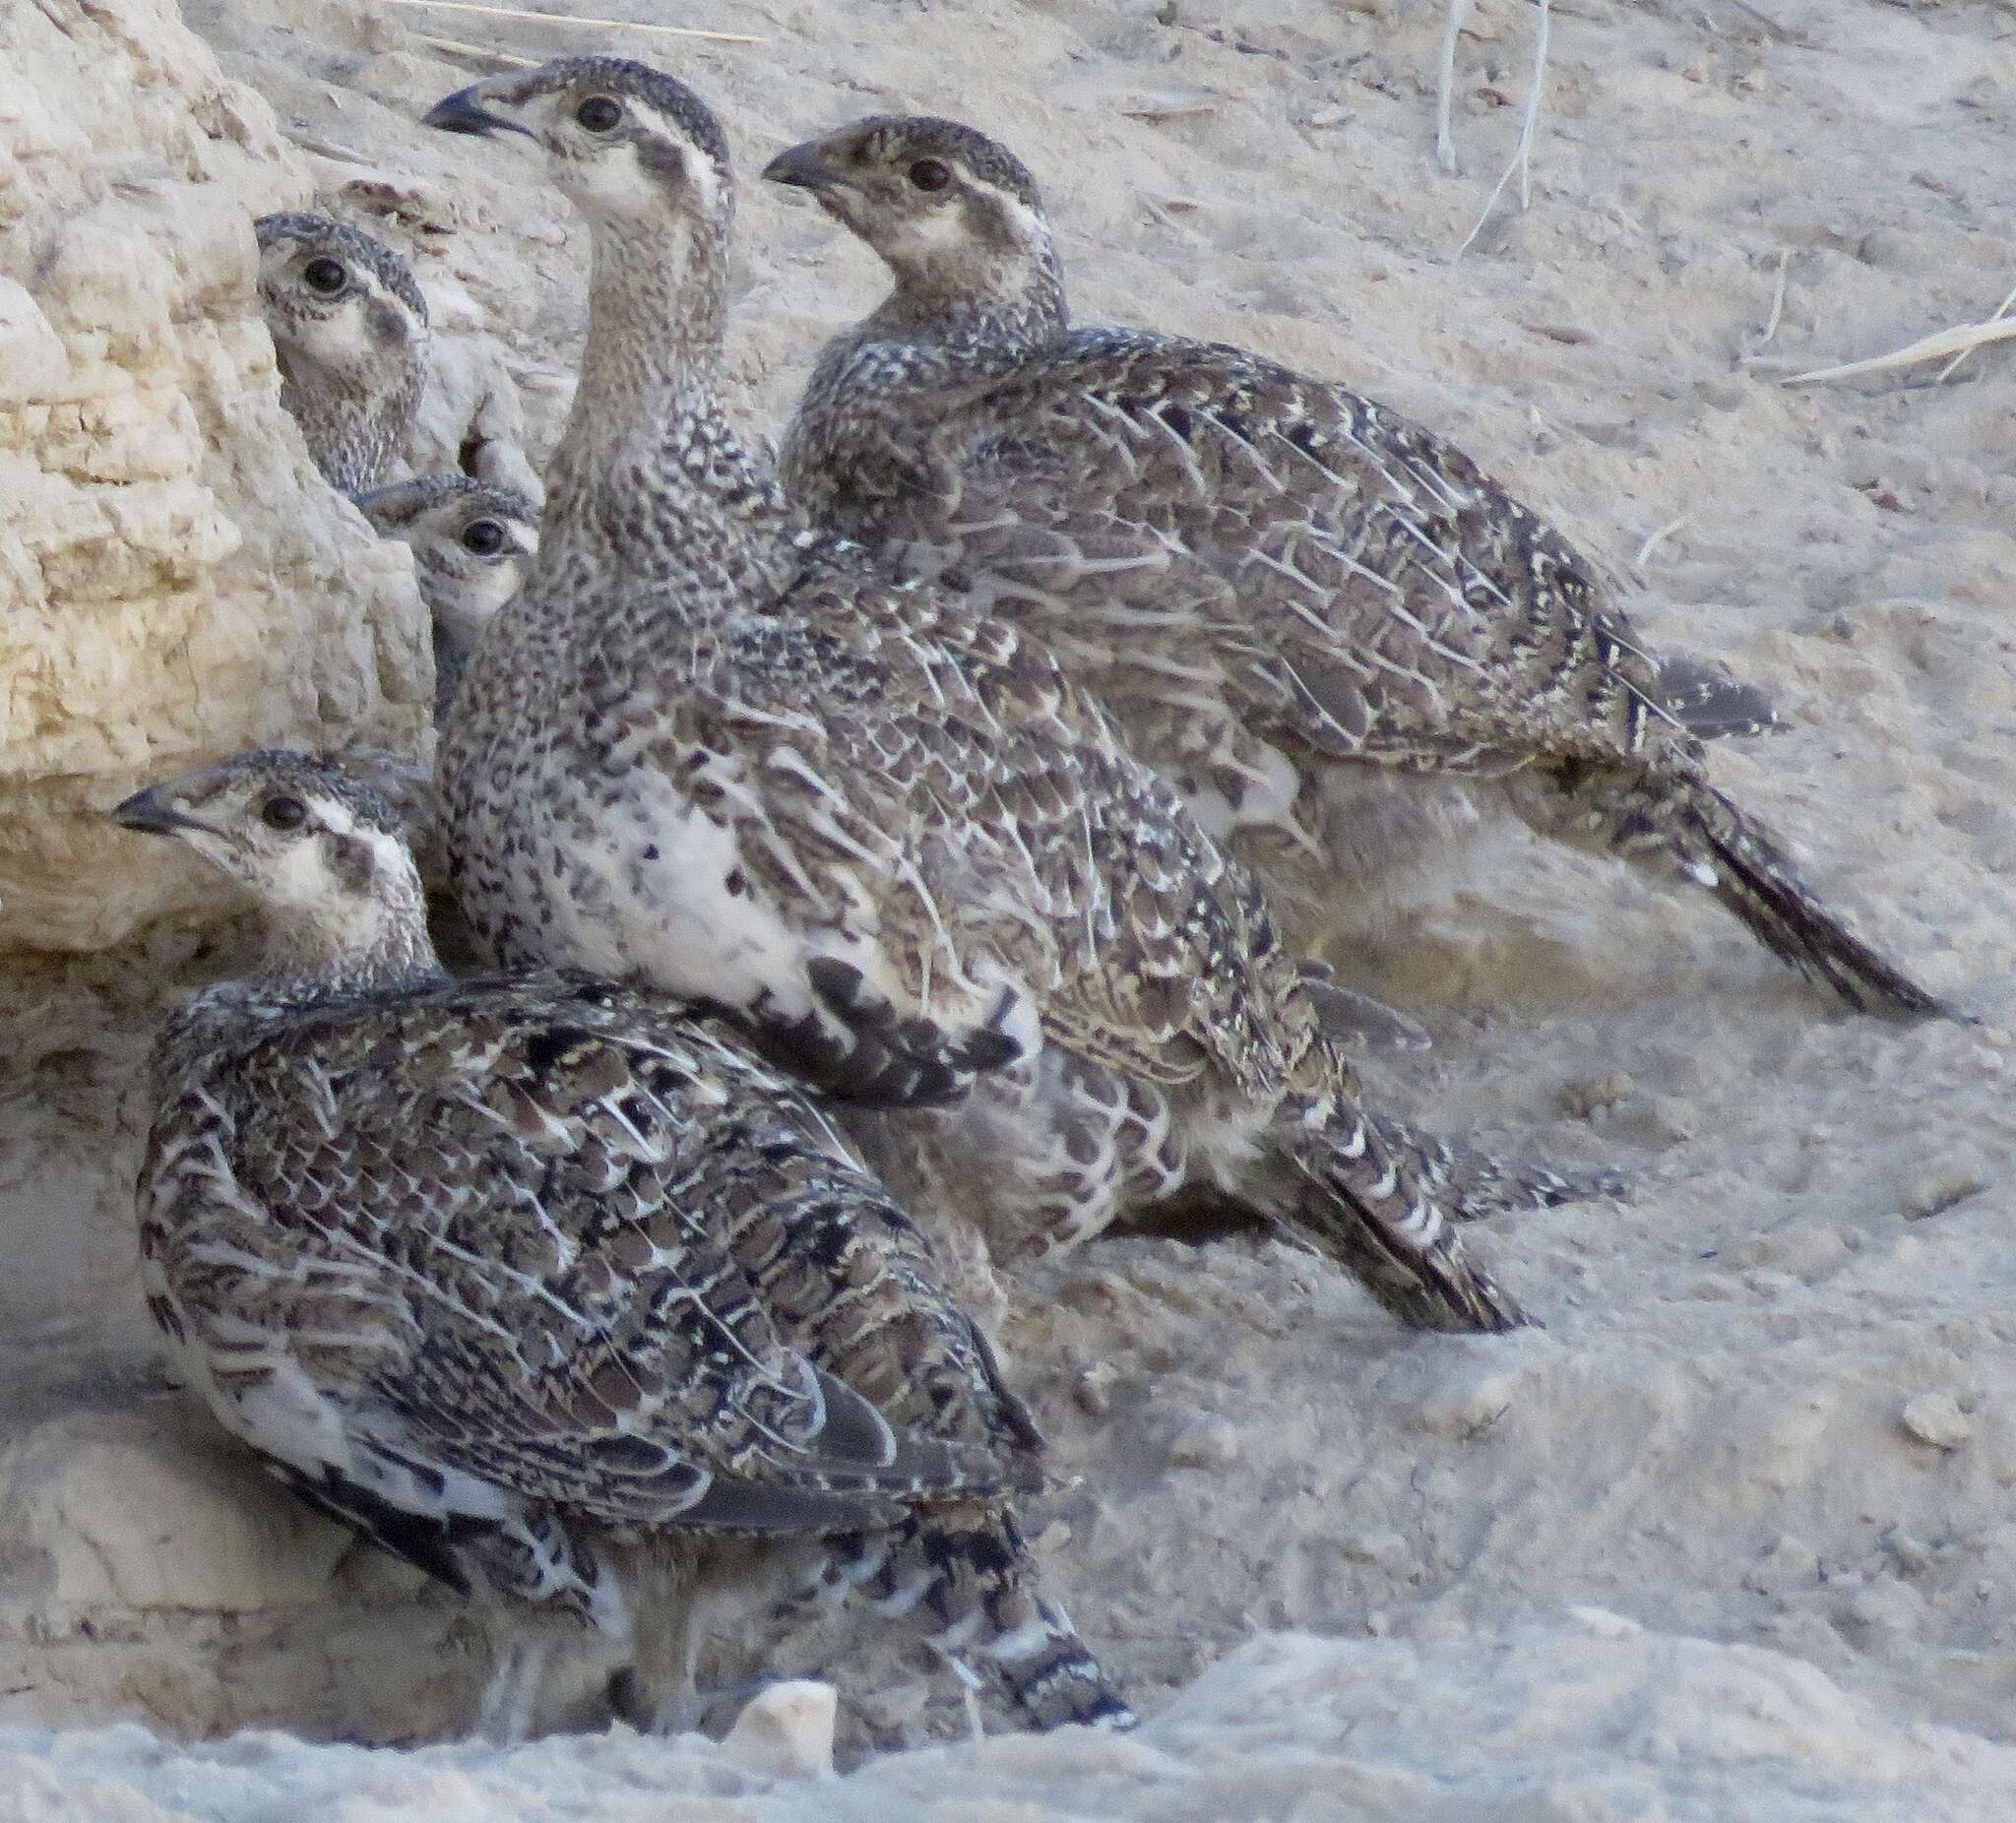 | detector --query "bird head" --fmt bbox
[762,115,1052,298]
[113,752,423,959]
[354,474,540,641]
[254,213,429,389]
[423,57,732,235]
